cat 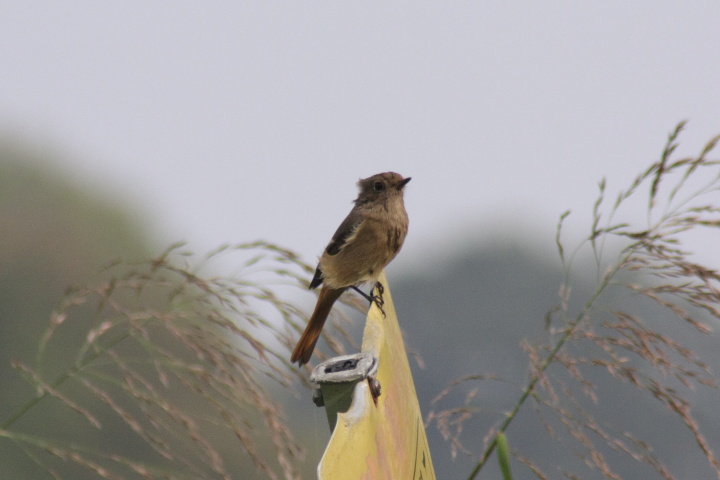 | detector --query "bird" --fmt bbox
[290,172,411,366]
